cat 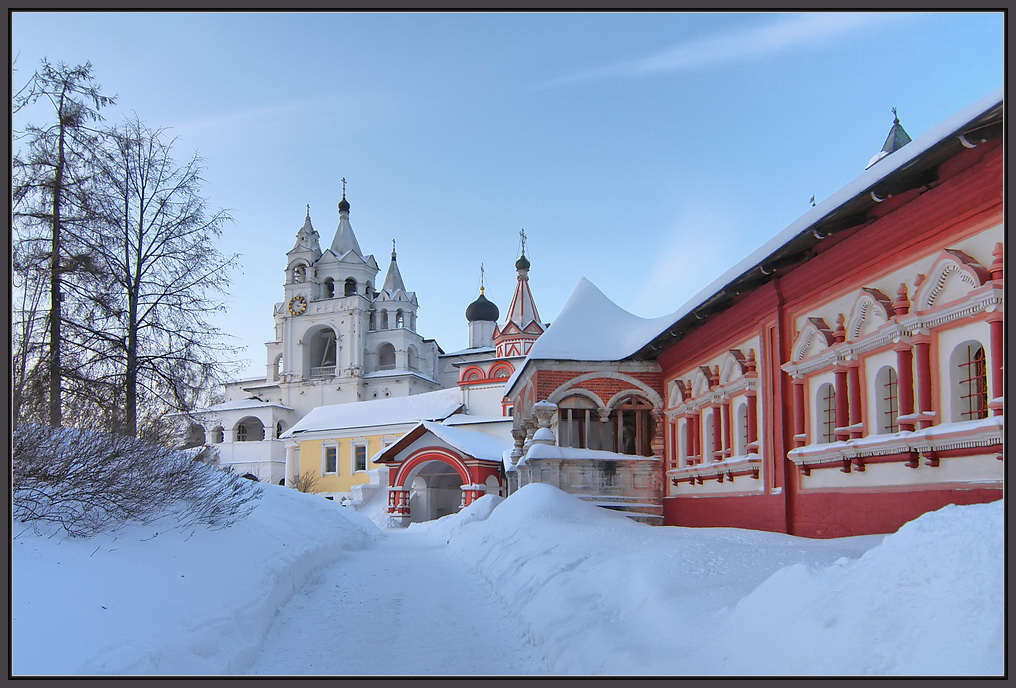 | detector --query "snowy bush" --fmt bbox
[12,424,262,537]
